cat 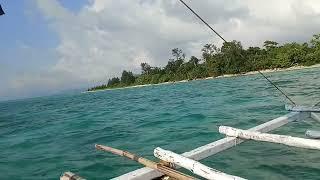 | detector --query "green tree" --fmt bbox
[263,40,279,50]
[120,70,136,85]
[172,48,185,61]
[164,48,185,75]
[311,34,320,49]
[141,62,152,75]
[107,77,120,87]
[220,41,246,73]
